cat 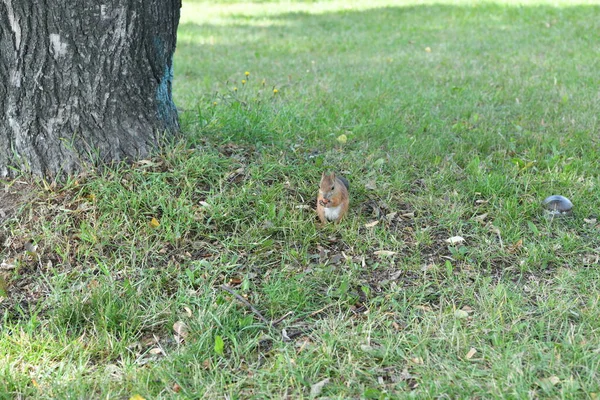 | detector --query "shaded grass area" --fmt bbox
[2,1,600,398]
